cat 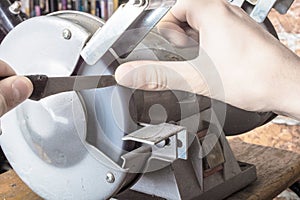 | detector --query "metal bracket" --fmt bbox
[123,123,188,161]
[229,0,295,23]
[250,0,277,23]
[81,0,176,65]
